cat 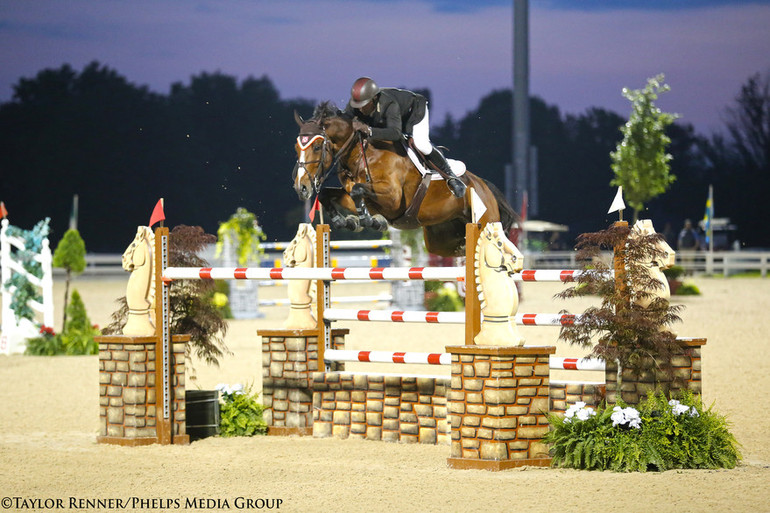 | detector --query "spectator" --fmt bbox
[677,219,699,251]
